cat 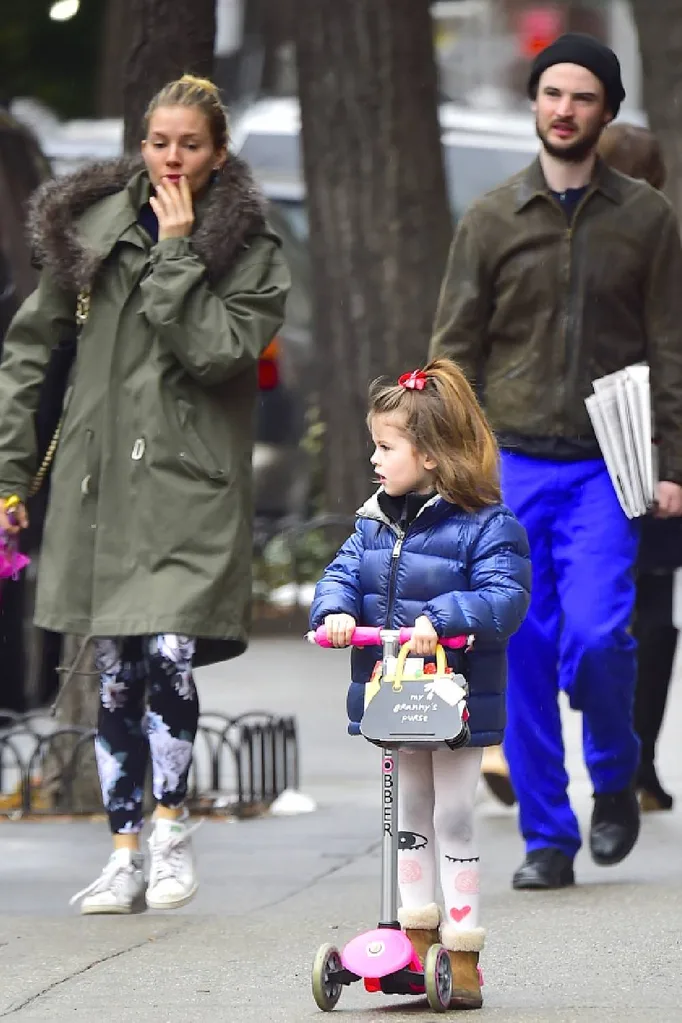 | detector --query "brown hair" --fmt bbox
[367,358,501,511]
[143,74,229,152]
[598,123,666,190]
